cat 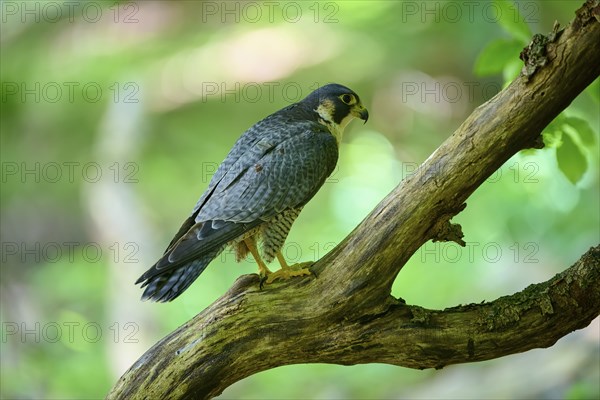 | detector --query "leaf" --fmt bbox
[502,59,523,84]
[474,39,524,77]
[542,115,565,148]
[542,130,562,148]
[563,116,597,146]
[556,131,587,184]
[494,0,532,44]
